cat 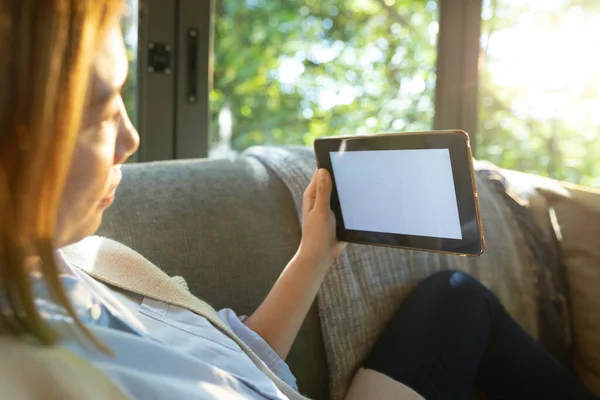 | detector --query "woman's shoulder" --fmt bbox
[0,336,131,400]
